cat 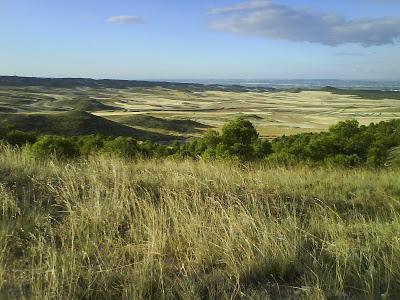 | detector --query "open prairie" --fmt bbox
[2,146,400,299]
[1,84,399,139]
